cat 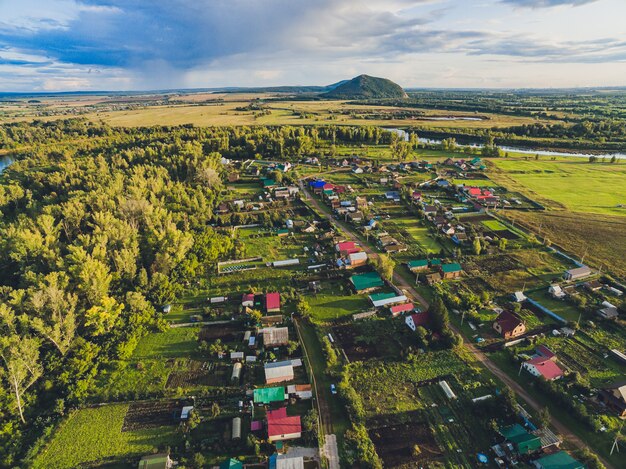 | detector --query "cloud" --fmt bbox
[500,0,599,7]
[0,0,624,90]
